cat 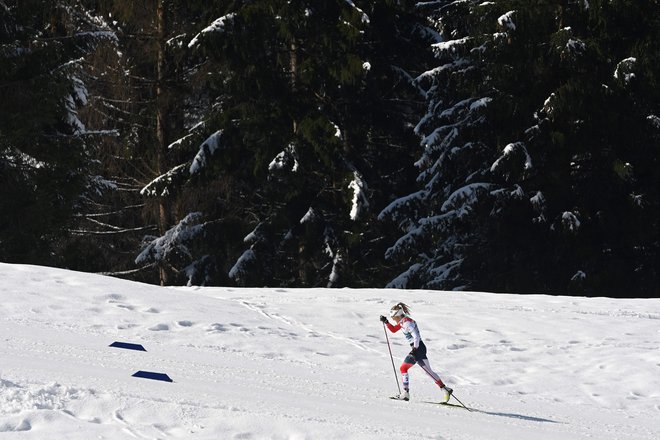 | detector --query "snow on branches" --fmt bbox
[269,144,300,174]
[348,171,369,221]
[190,131,224,175]
[497,11,516,31]
[135,212,205,266]
[188,13,236,48]
[490,142,533,179]
[141,164,187,198]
